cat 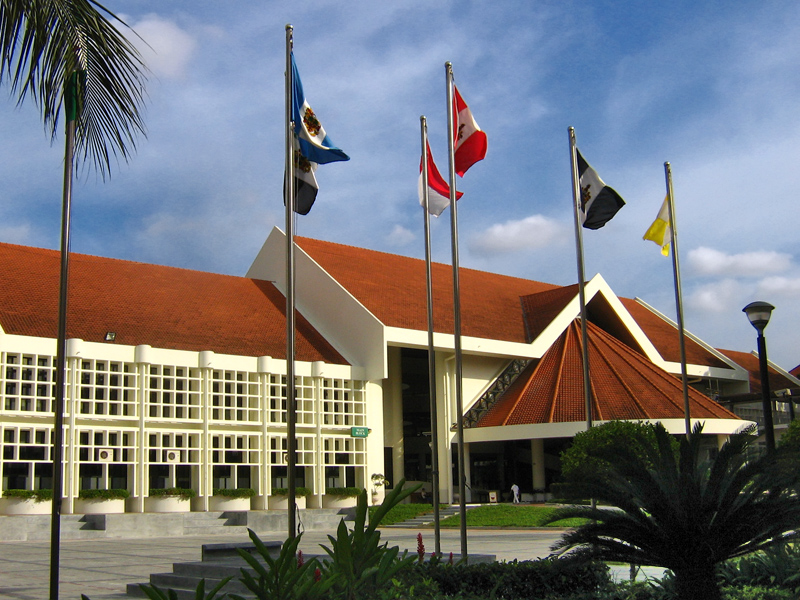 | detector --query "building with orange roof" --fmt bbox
[1,227,796,512]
